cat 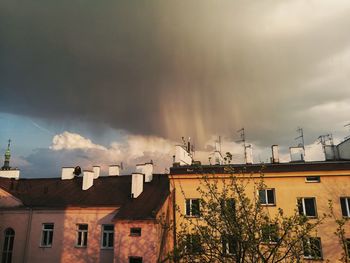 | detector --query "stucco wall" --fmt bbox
[170,171,350,262]
[0,207,117,263]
